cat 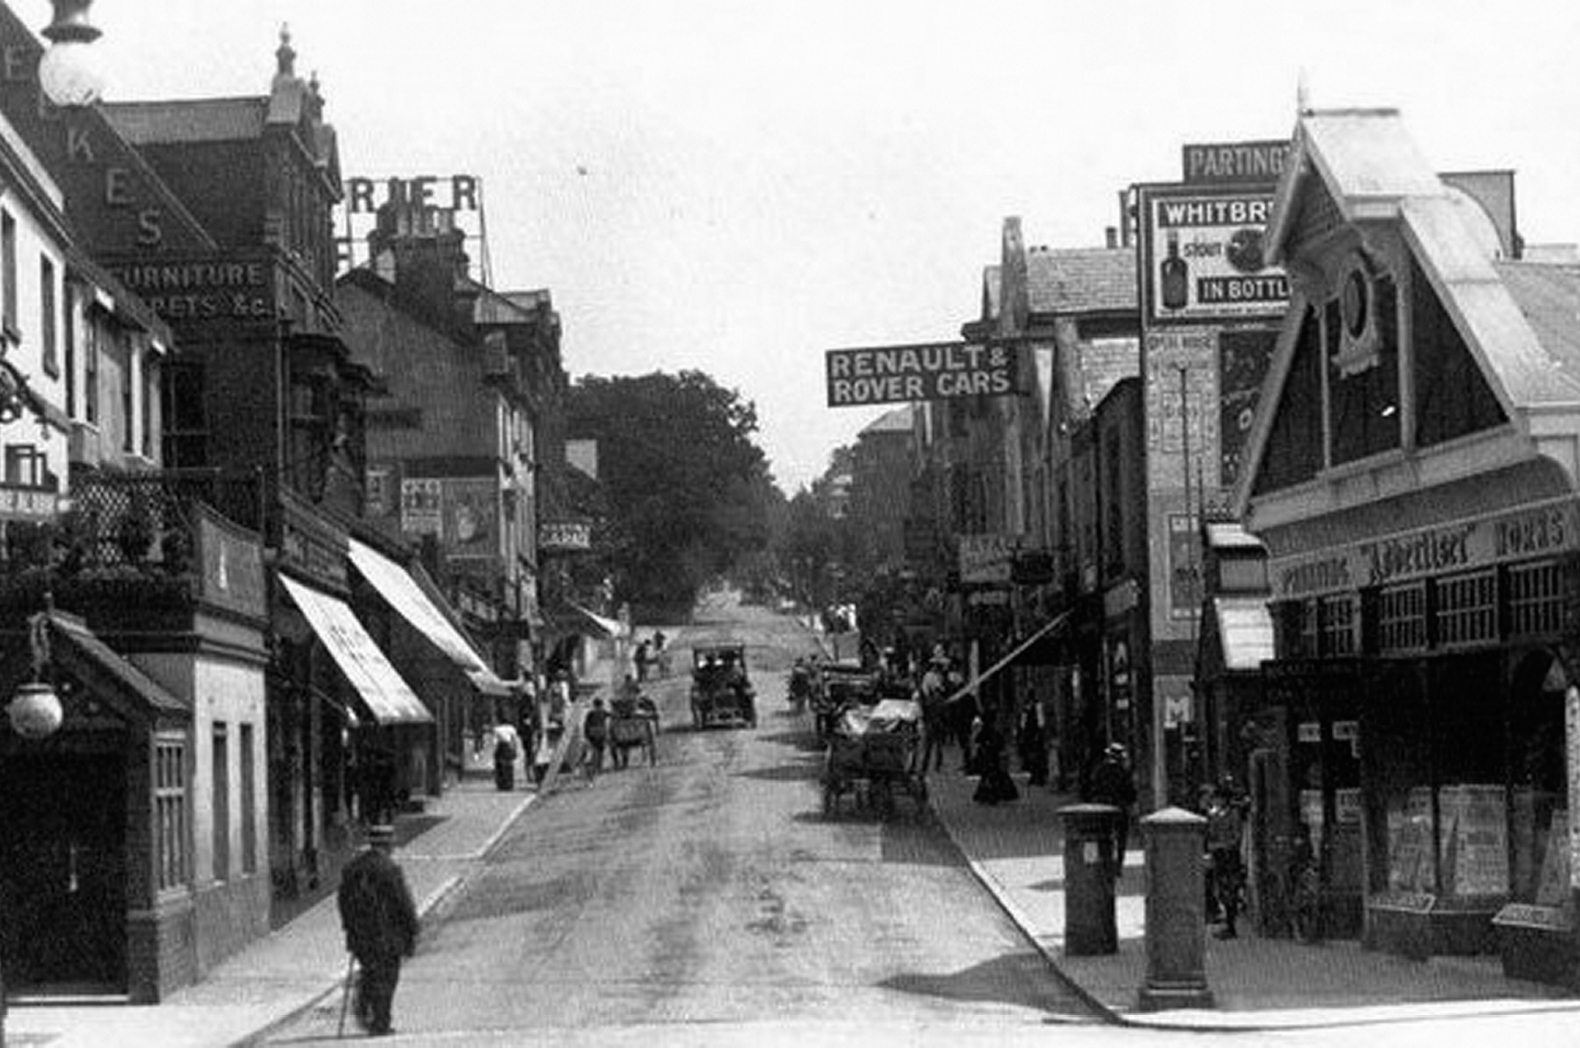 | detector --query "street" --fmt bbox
[265,597,1105,1046]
